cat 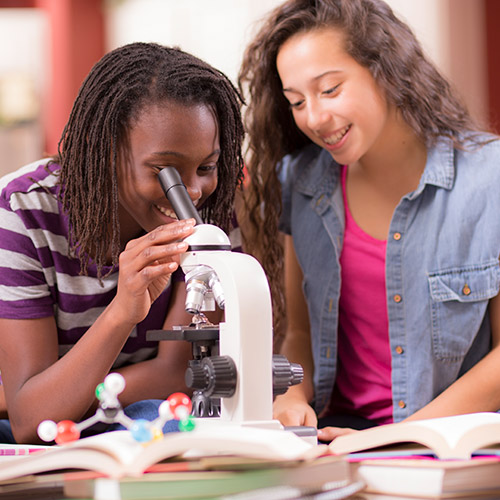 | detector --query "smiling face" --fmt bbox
[117,100,220,242]
[276,27,392,166]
